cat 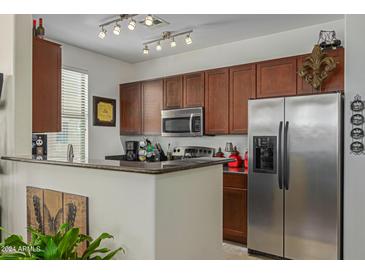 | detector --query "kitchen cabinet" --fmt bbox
[142,79,163,135]
[257,57,297,98]
[120,82,142,135]
[163,76,183,109]
[204,68,229,135]
[296,54,314,95]
[223,173,247,244]
[32,38,62,133]
[320,47,344,93]
[297,47,344,95]
[183,72,205,108]
[229,64,256,134]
